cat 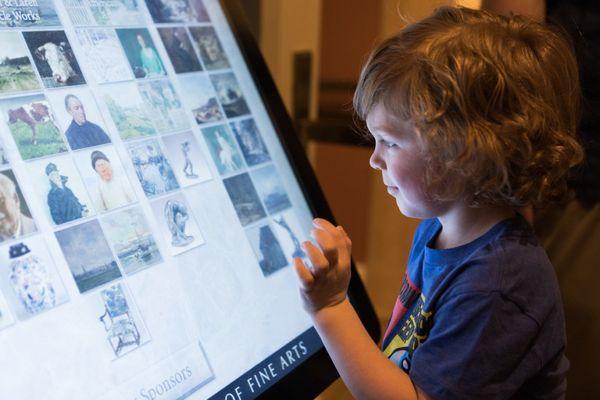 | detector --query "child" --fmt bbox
[293,6,583,399]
